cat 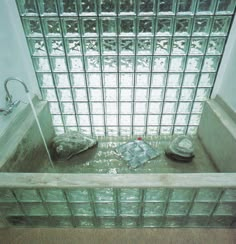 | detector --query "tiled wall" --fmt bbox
[0,187,235,227]
[16,0,235,136]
